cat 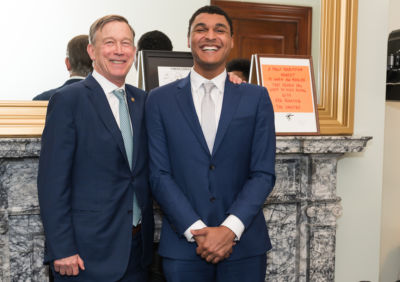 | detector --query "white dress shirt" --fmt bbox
[69,75,86,80]
[183,68,245,242]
